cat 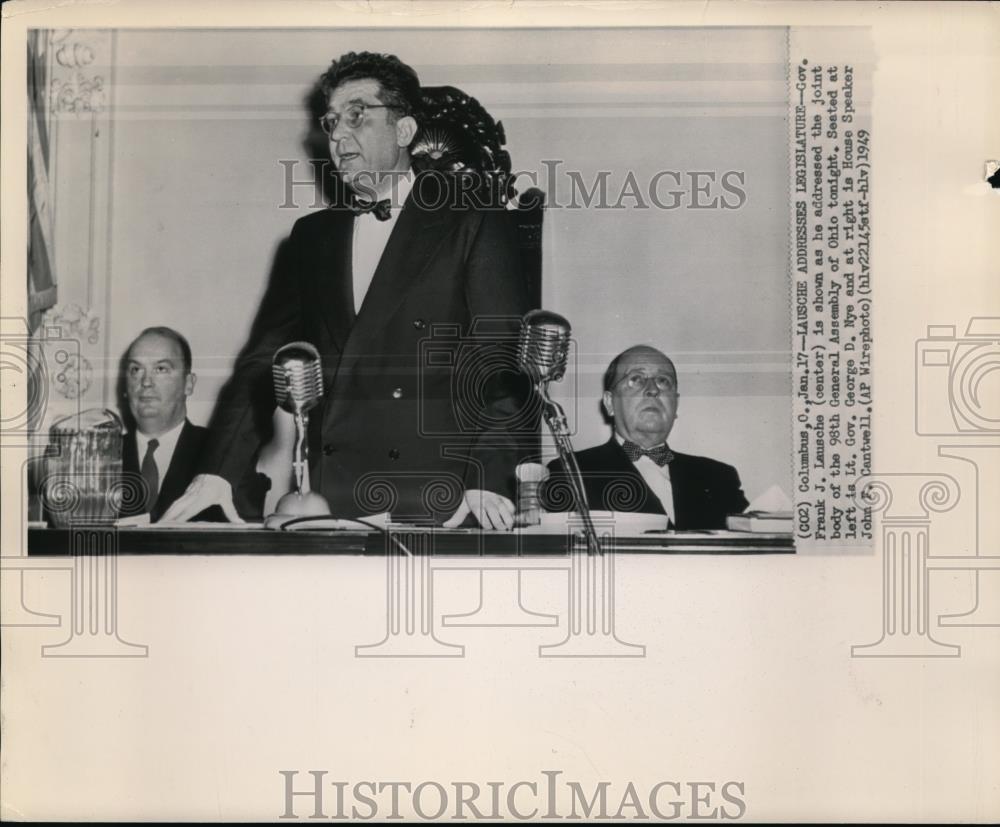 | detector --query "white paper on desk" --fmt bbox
[744,484,793,513]
[527,510,670,534]
[115,514,151,527]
